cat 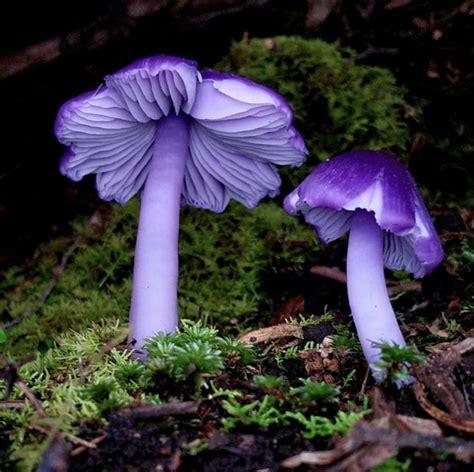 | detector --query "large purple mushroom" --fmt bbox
[284,150,443,379]
[55,55,307,349]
